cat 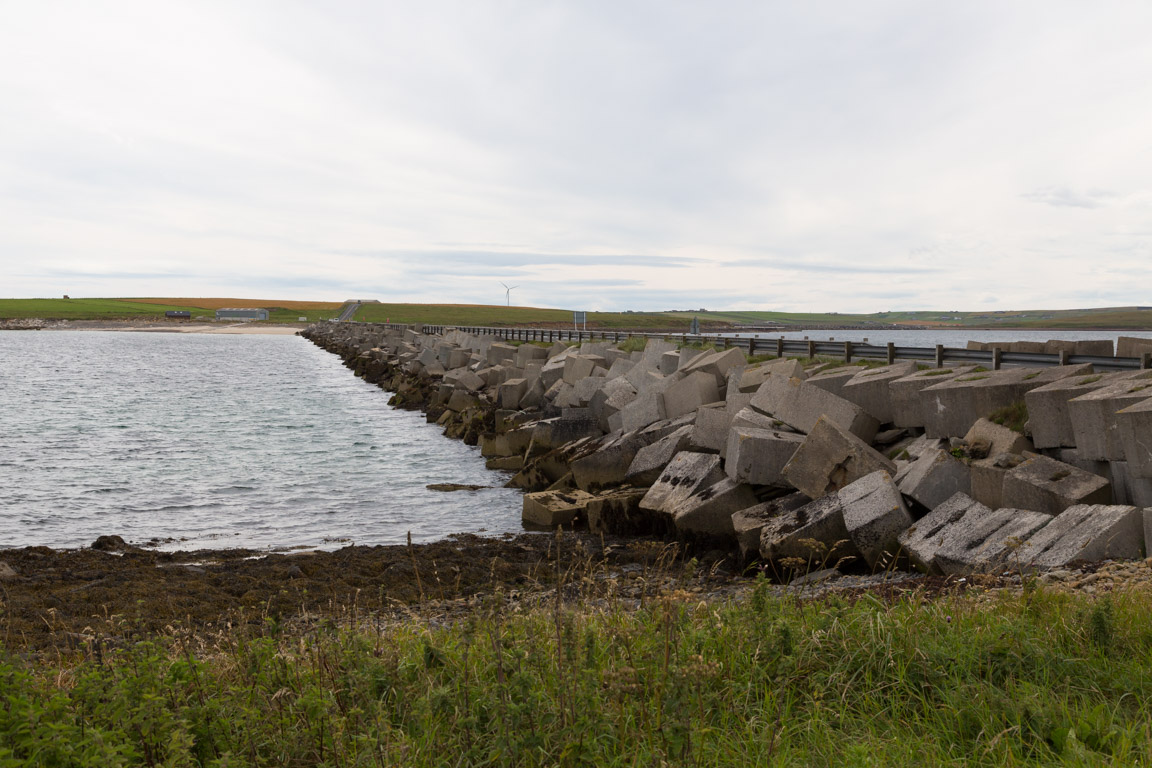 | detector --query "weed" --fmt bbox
[989,400,1029,434]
